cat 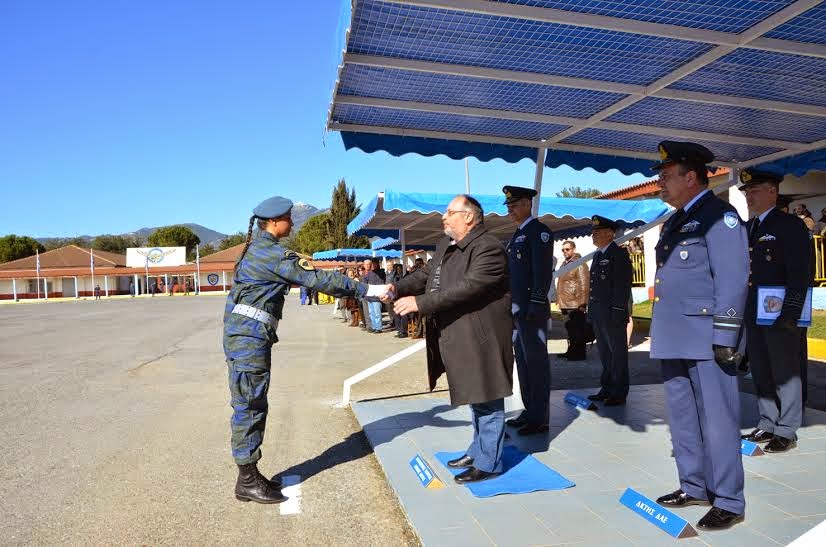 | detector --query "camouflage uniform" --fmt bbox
[223,231,366,464]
